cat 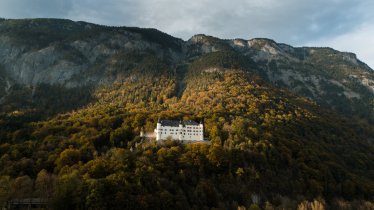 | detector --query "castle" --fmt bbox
[154,119,204,141]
